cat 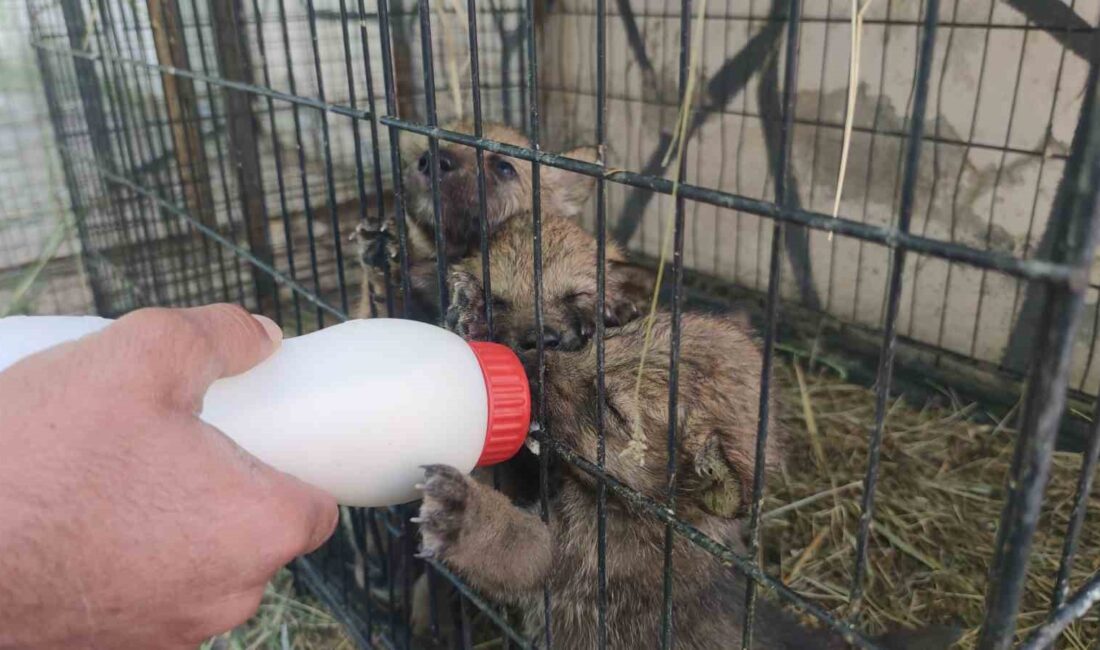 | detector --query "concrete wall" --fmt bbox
[538,0,1100,393]
[0,0,93,315]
